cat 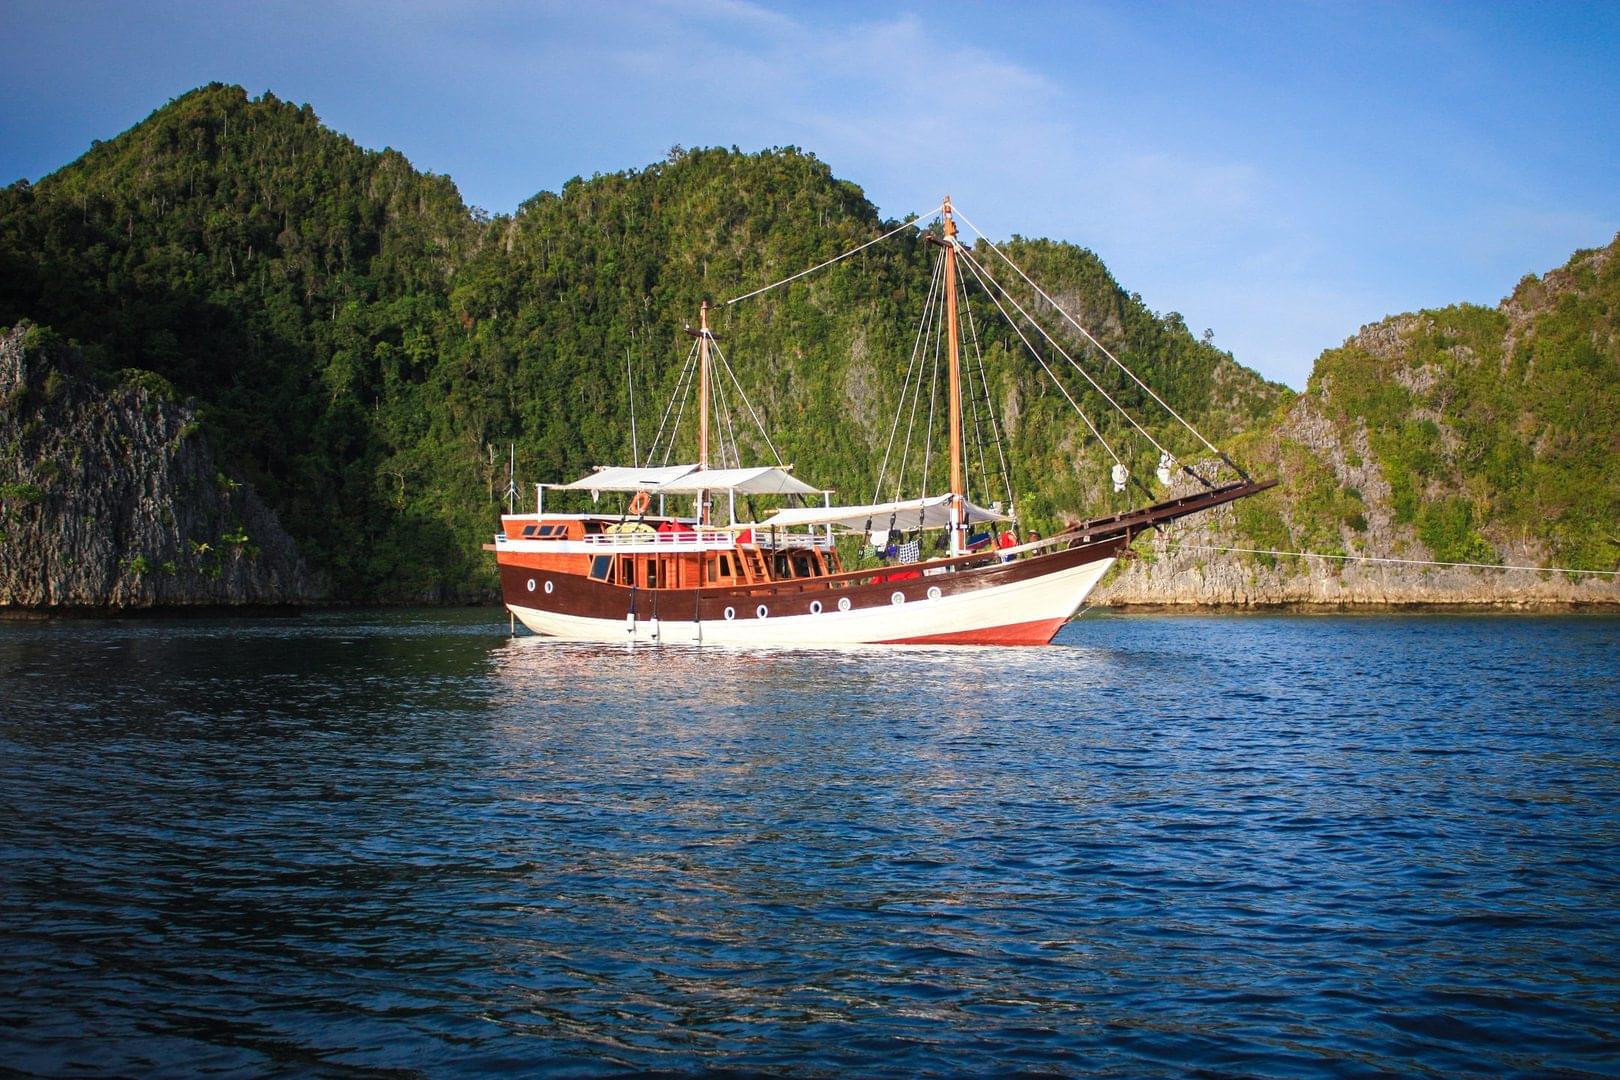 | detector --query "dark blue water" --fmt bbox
[2,611,1617,1077]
